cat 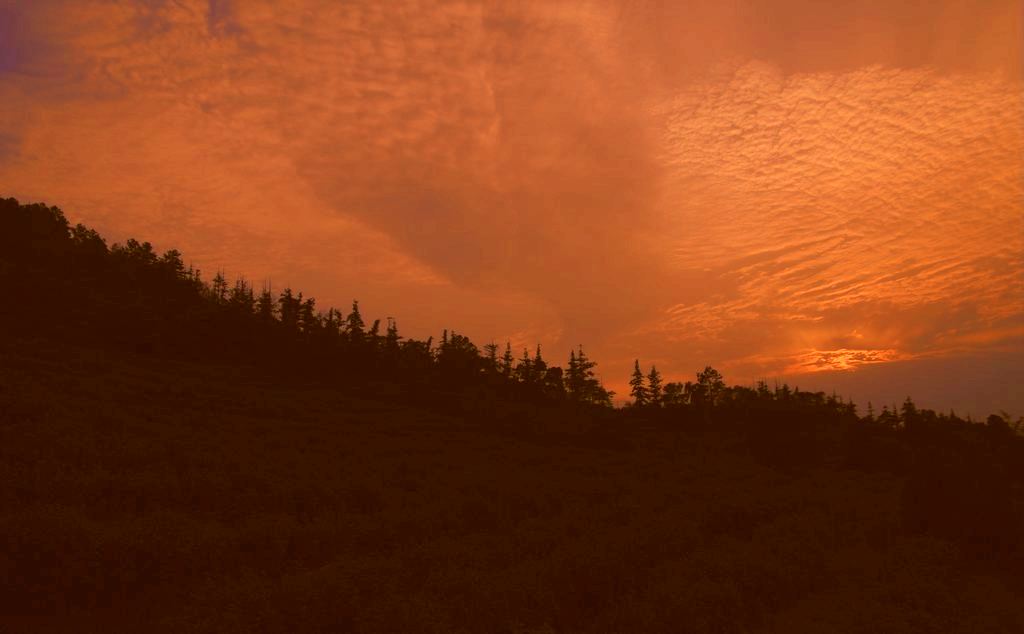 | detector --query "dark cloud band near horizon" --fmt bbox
[1,0,1021,414]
